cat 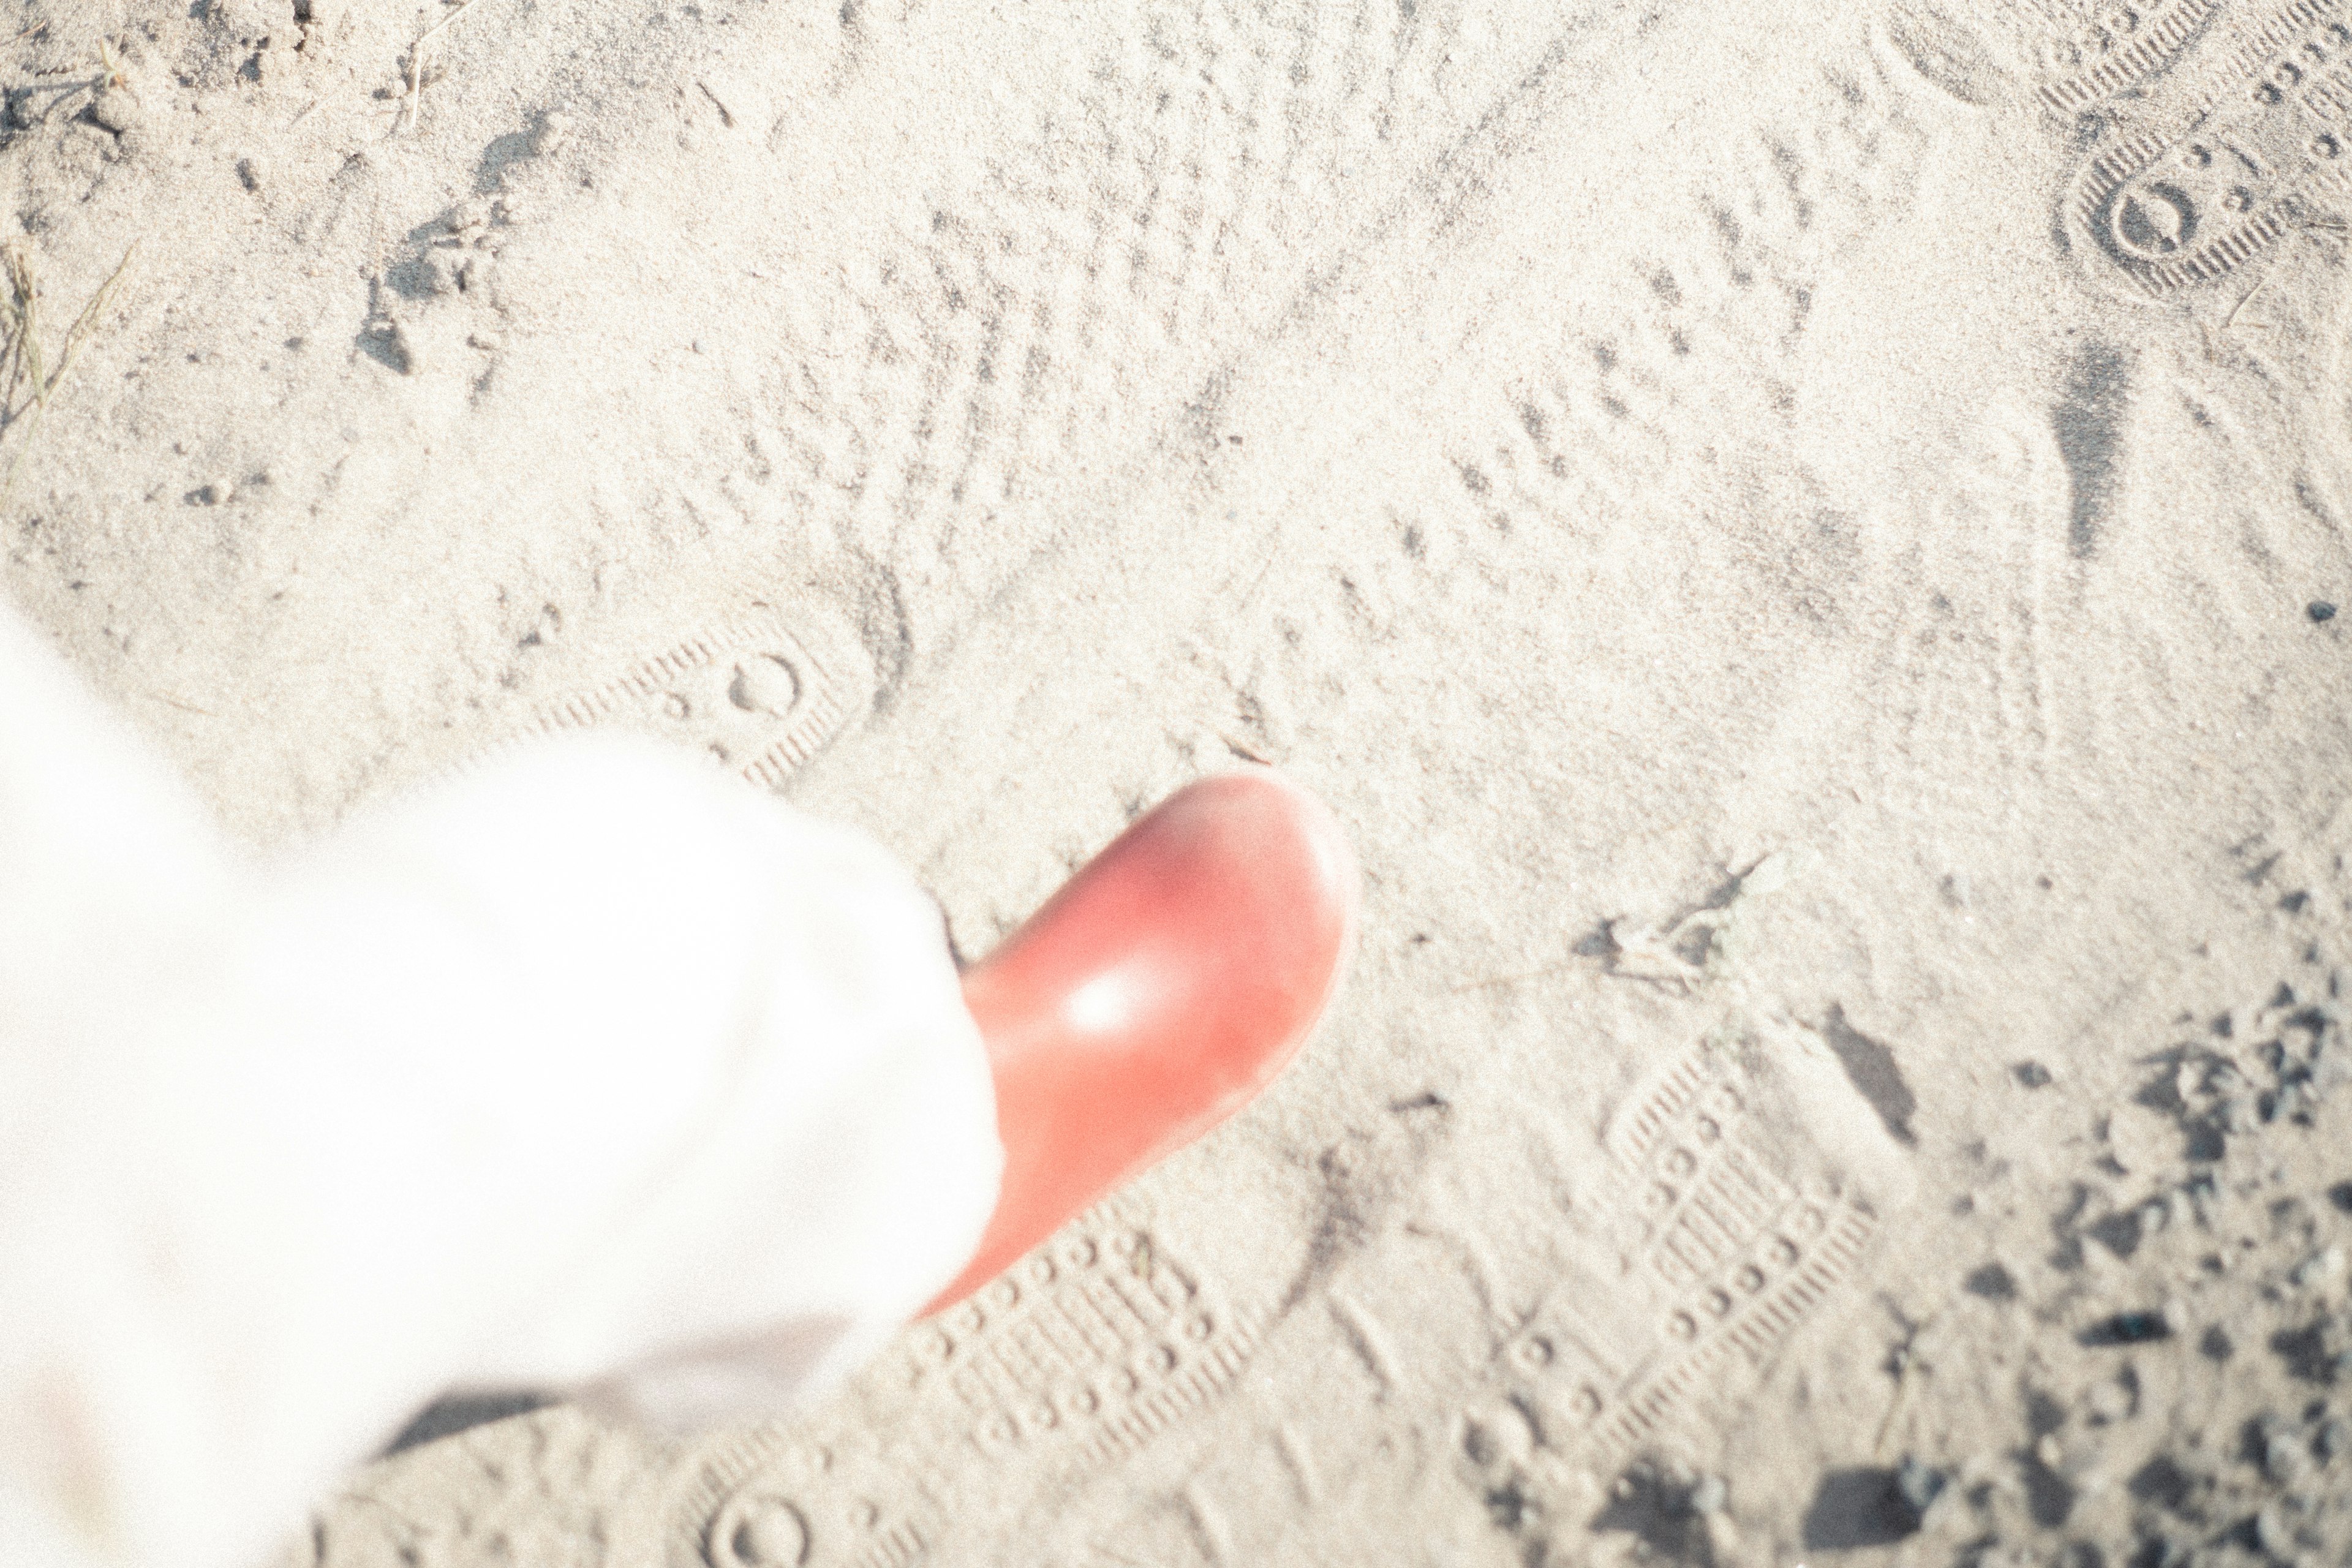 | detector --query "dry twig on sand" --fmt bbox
[398,0,489,136]
[0,34,133,130]
[2224,271,2272,334]
[0,243,138,503]
[2223,221,2352,339]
